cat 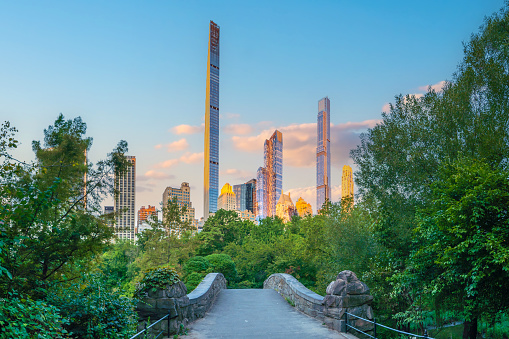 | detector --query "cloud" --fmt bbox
[382,103,391,113]
[154,159,179,169]
[154,144,163,149]
[418,80,446,93]
[221,112,240,119]
[180,152,203,164]
[166,138,189,152]
[144,170,174,180]
[223,124,253,135]
[220,168,256,182]
[171,124,204,135]
[231,120,378,168]
[137,186,153,193]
